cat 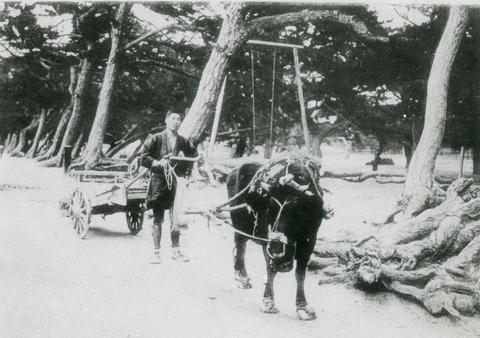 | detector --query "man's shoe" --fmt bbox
[171,248,190,262]
[150,251,161,264]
